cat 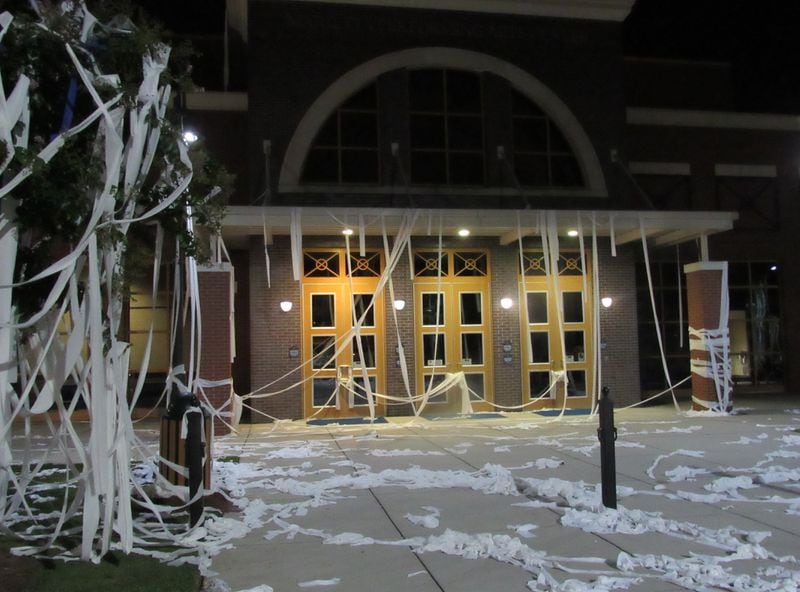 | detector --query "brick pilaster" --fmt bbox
[684,261,730,411]
[198,262,234,434]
